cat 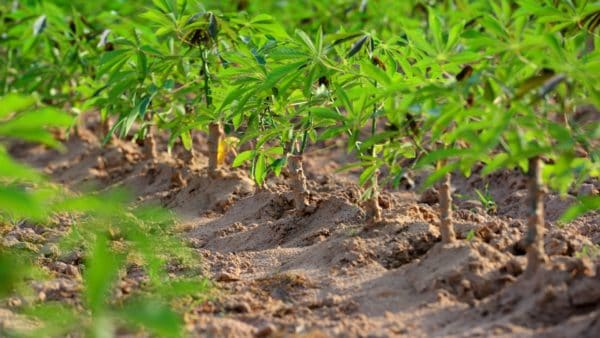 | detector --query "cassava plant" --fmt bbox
[405,1,599,268]
[222,26,349,210]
